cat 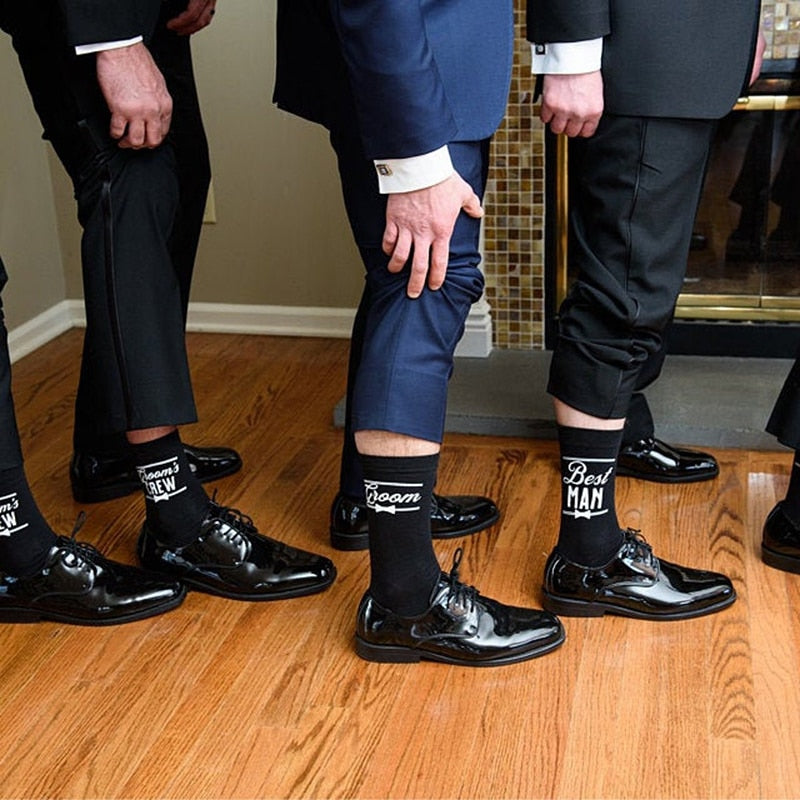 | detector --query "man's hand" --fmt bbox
[96,43,172,149]
[750,31,766,86]
[167,0,217,36]
[540,71,604,138]
[383,173,484,298]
